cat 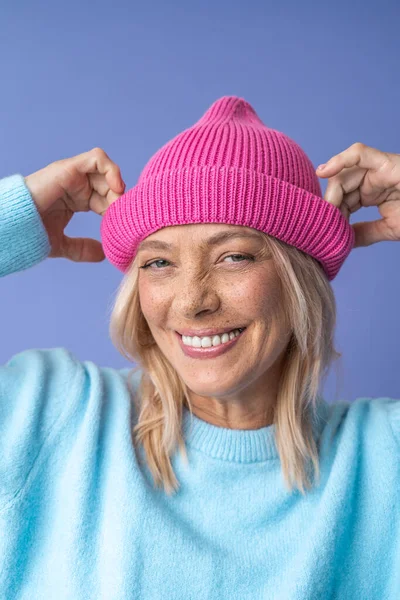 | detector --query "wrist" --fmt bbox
[24,168,56,215]
[24,172,43,213]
